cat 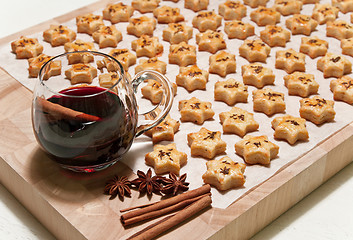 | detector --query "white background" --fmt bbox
[0,0,352,239]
